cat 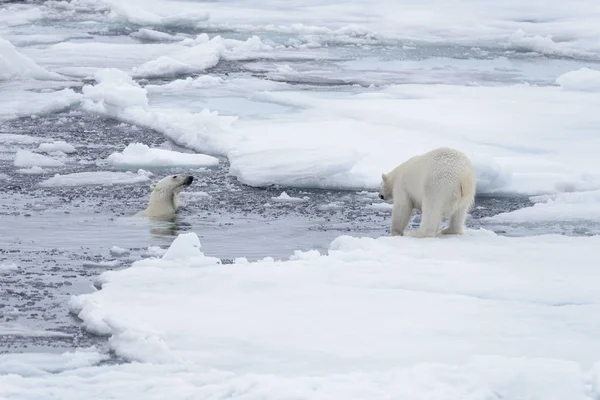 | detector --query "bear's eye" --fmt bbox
[172,175,178,179]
